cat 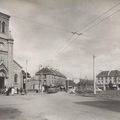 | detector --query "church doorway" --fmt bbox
[0,77,4,89]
